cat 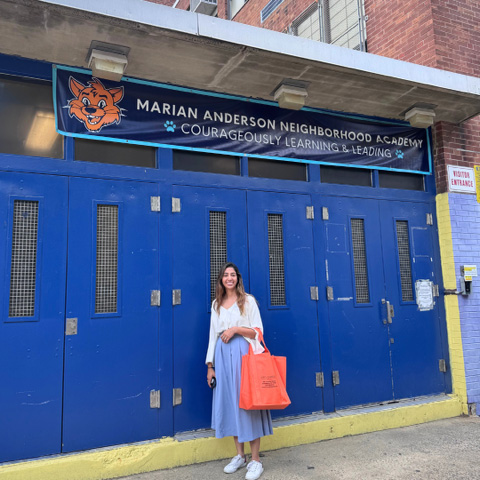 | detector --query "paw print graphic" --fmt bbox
[164,120,176,132]
[395,149,404,159]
